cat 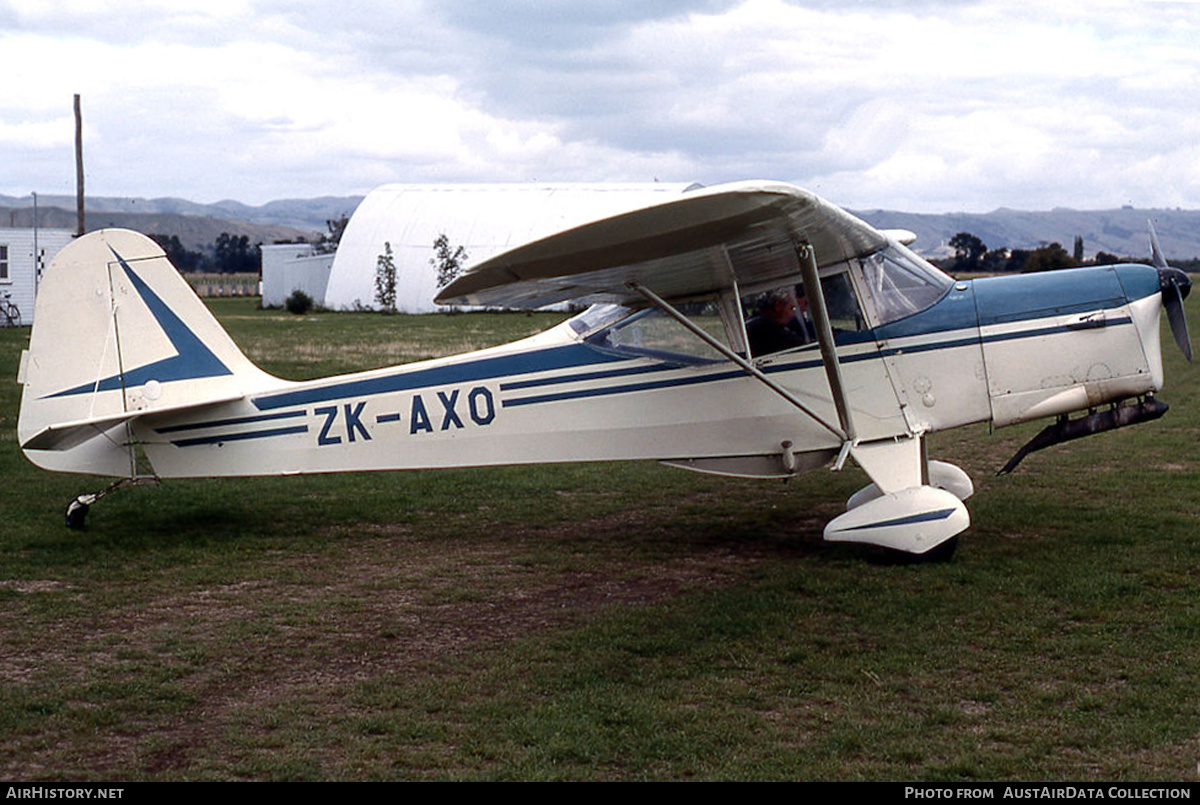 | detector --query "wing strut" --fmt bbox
[627,282,848,442]
[795,241,858,465]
